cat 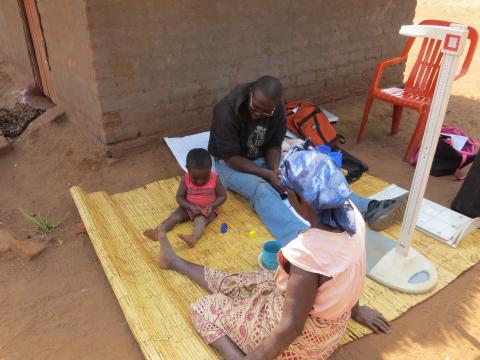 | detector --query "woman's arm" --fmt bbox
[209,178,227,209]
[351,301,391,334]
[244,265,330,360]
